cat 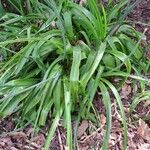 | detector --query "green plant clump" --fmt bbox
[0,0,149,150]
